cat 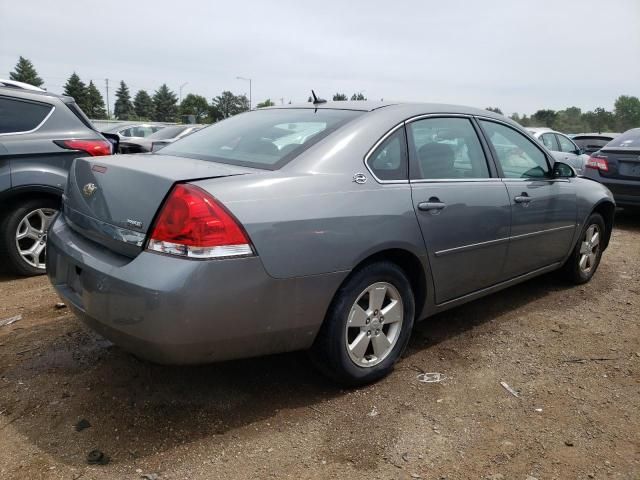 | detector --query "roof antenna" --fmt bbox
[311,90,326,105]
